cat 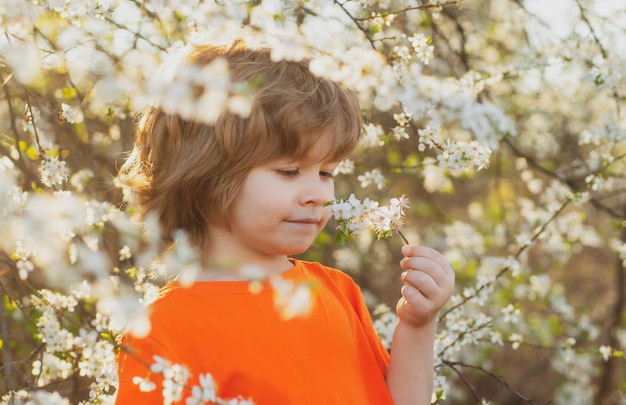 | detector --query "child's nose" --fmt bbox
[301,175,331,206]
